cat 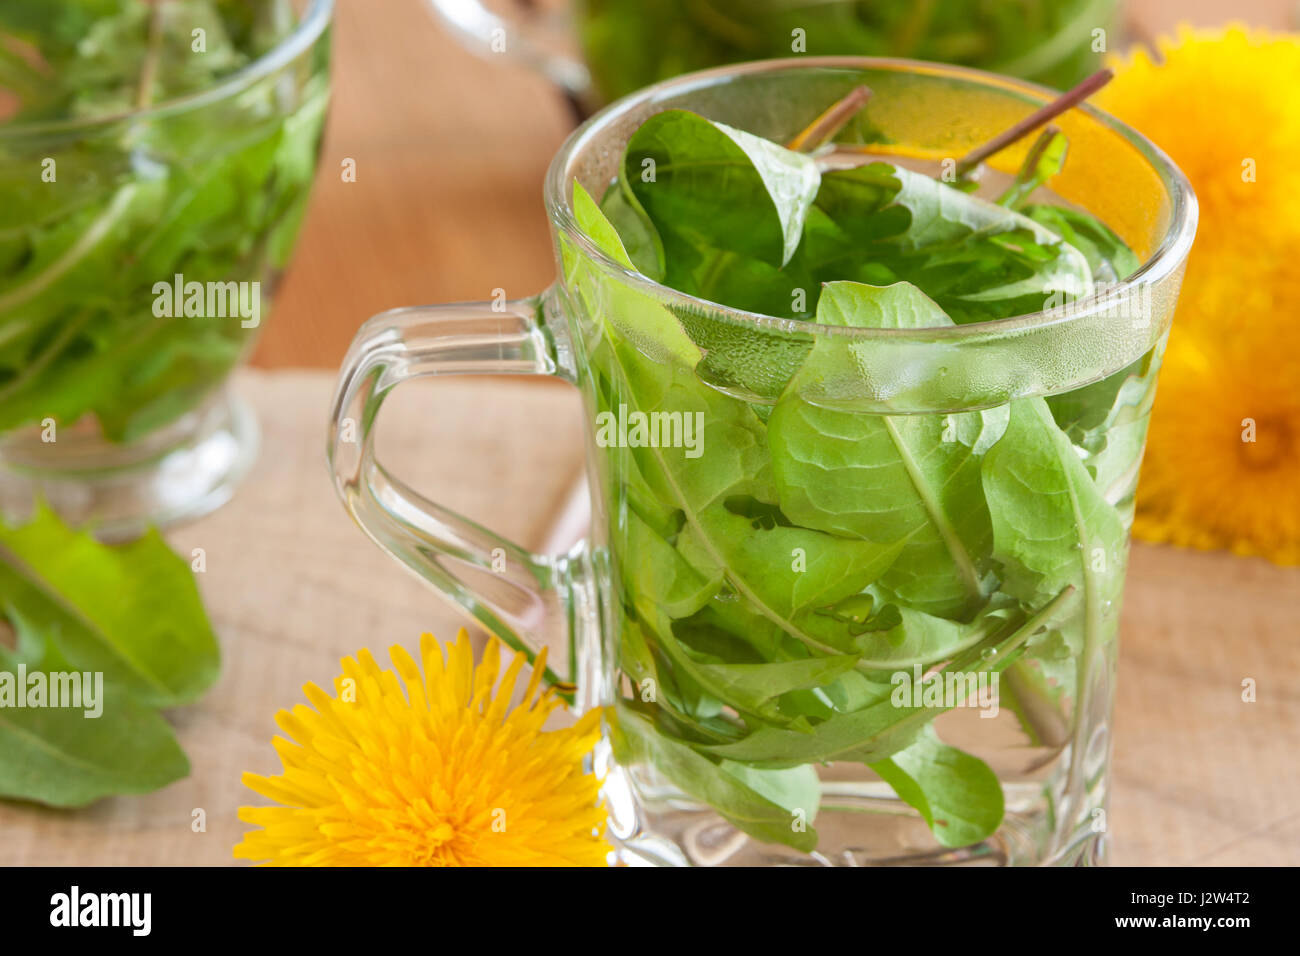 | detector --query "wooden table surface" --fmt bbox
[0,370,1295,866]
